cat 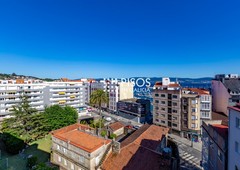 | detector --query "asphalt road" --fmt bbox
[92,110,142,127]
